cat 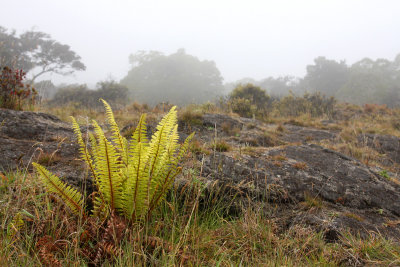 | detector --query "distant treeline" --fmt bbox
[227,55,400,107]
[48,81,128,108]
[35,50,400,108]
